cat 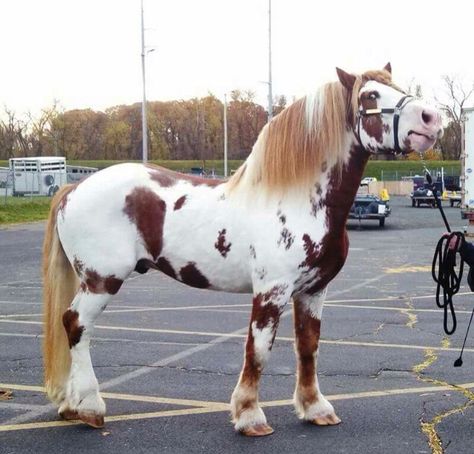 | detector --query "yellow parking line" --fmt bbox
[261,382,474,407]
[384,265,432,274]
[100,392,228,409]
[2,319,474,353]
[319,339,474,353]
[0,383,227,409]
[0,313,42,319]
[0,407,225,432]
[325,303,472,315]
[3,382,474,432]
